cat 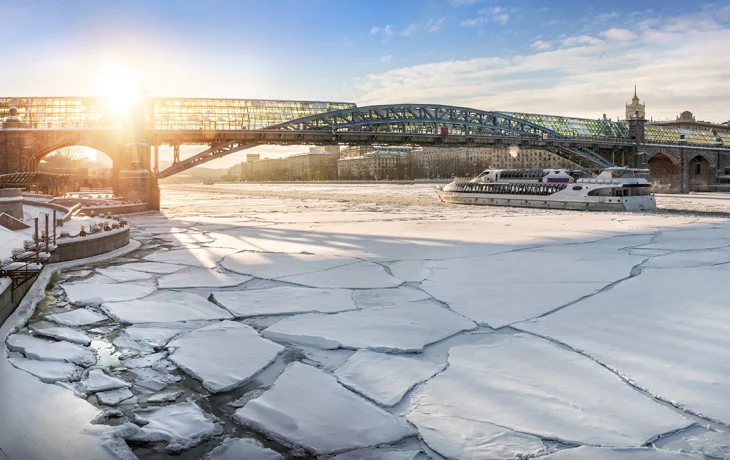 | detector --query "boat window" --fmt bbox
[572,186,582,191]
